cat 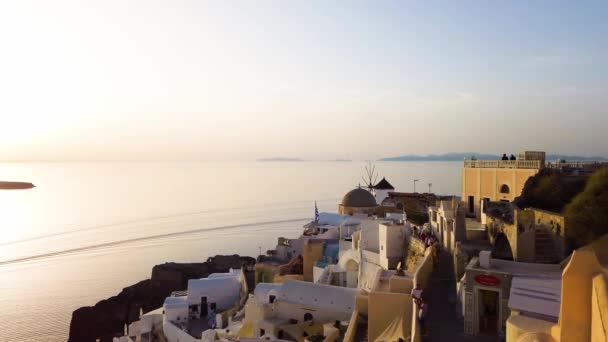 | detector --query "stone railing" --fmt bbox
[545,161,608,169]
[464,159,543,169]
